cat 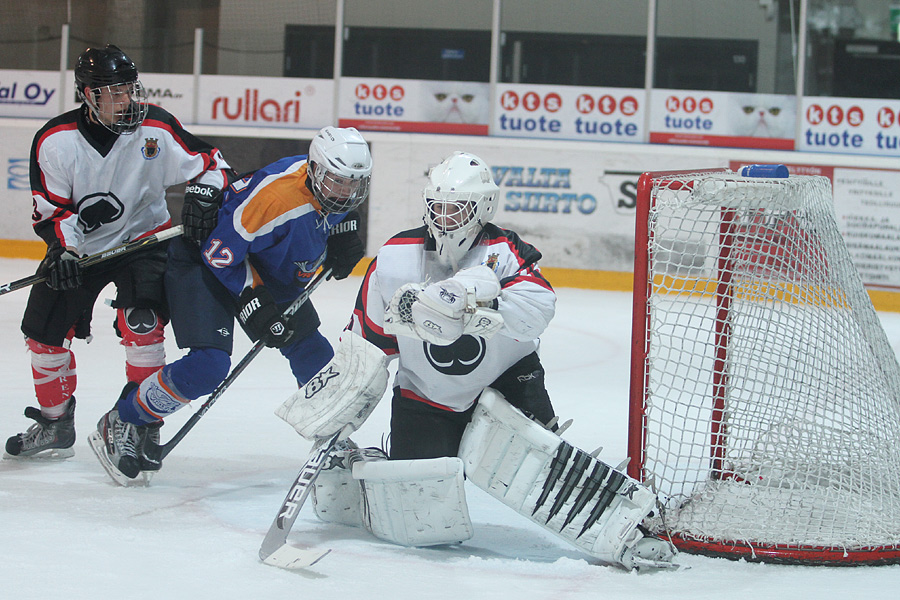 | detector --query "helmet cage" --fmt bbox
[79,80,149,135]
[423,190,485,235]
[310,161,371,214]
